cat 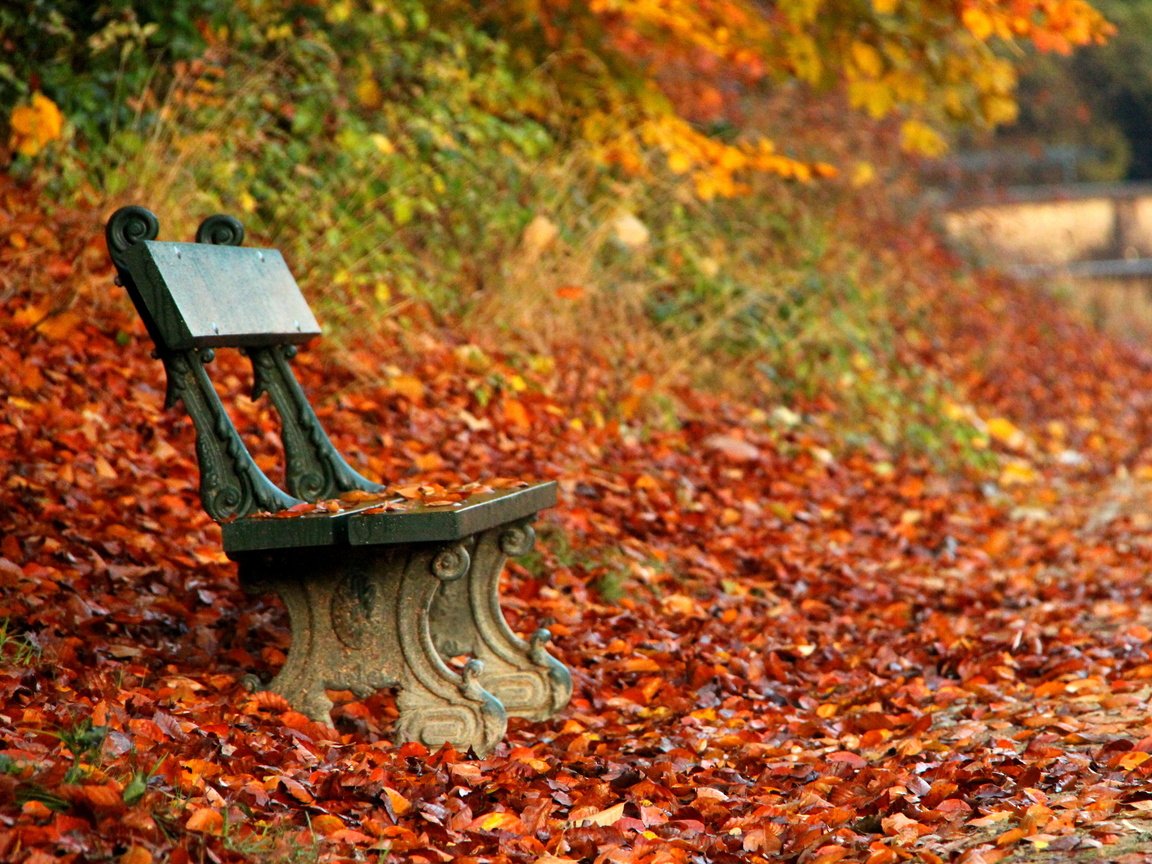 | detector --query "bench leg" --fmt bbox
[428,521,573,722]
[241,545,507,756]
